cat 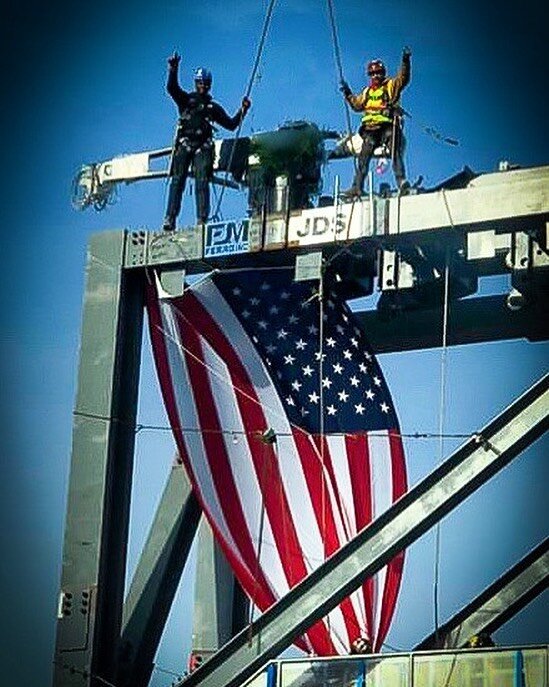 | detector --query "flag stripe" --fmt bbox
[346,434,375,640]
[185,290,337,654]
[375,430,408,648]
[192,282,329,577]
[146,271,408,656]
[293,432,363,645]
[148,289,265,596]
[178,307,277,608]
